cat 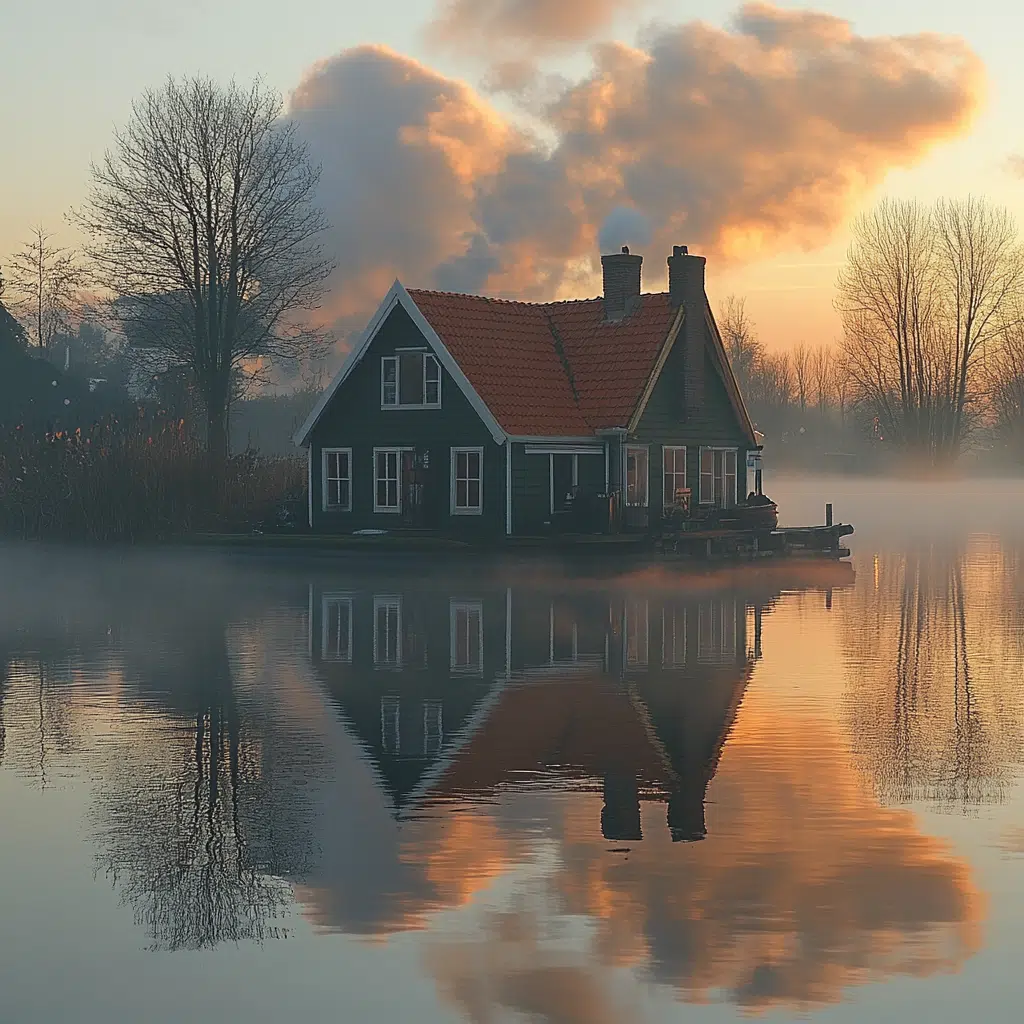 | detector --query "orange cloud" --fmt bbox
[544,707,983,1012]
[427,0,645,54]
[291,6,985,344]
